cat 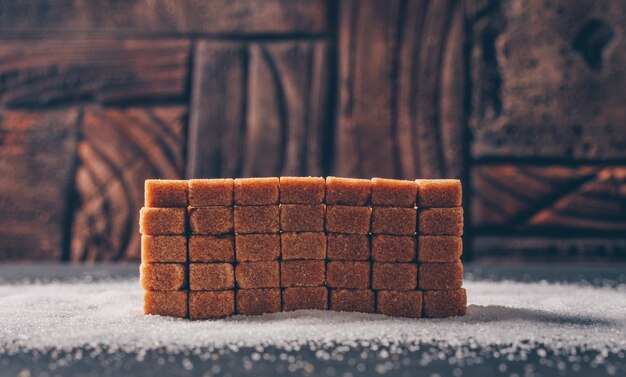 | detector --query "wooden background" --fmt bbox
[0,0,625,262]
